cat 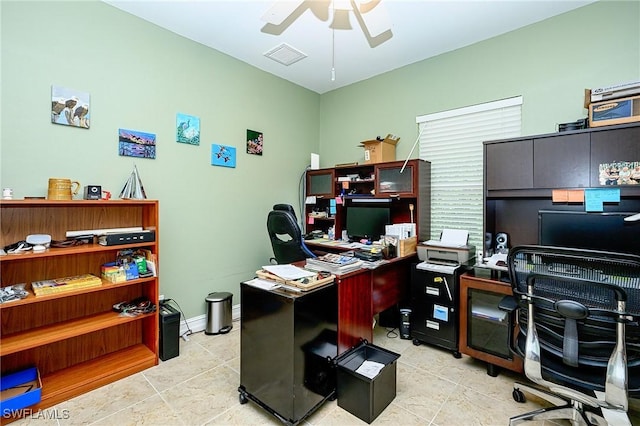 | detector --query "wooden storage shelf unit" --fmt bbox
[0,200,159,418]
[459,272,522,376]
[305,159,431,241]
